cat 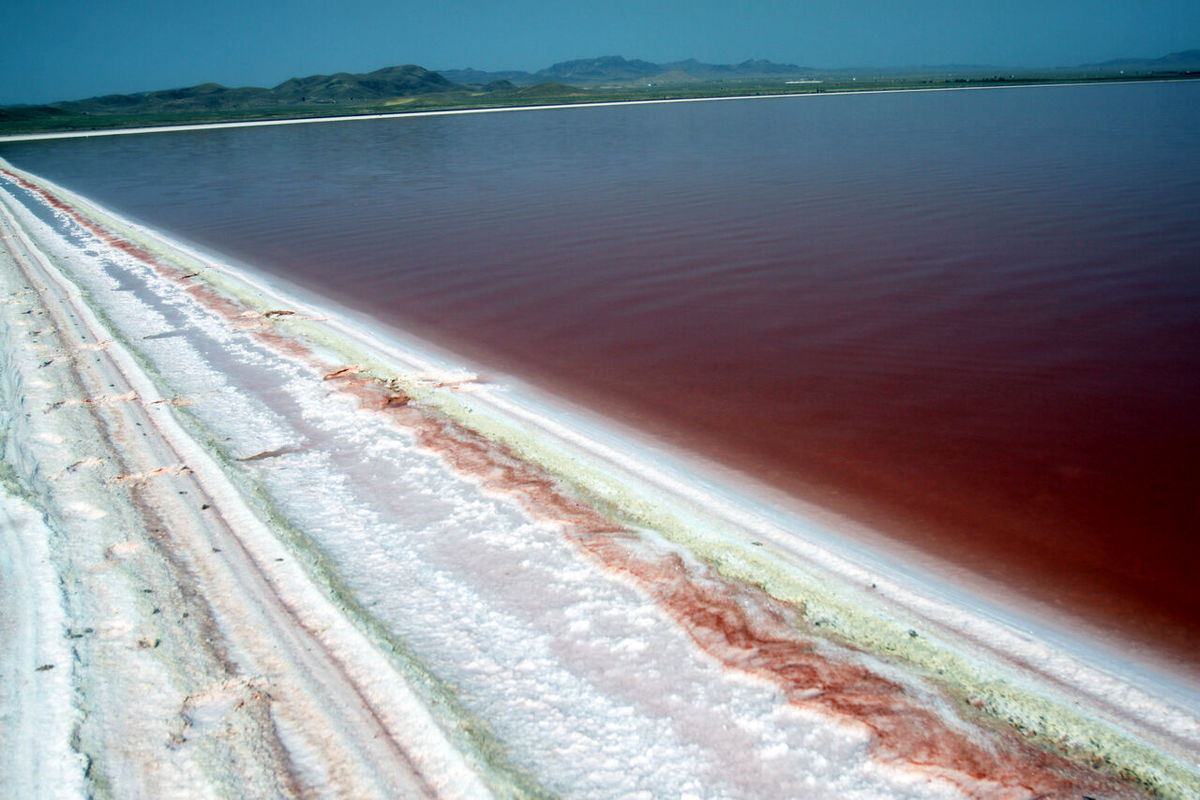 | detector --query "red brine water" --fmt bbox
[6,81,1199,666]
